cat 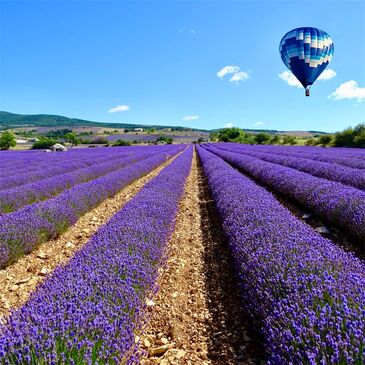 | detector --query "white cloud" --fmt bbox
[230,71,250,84]
[217,65,240,78]
[224,122,234,128]
[318,69,336,80]
[253,121,264,127]
[278,68,336,88]
[108,105,130,113]
[217,65,250,85]
[182,115,199,121]
[329,80,365,102]
[278,71,302,88]
[179,26,196,35]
